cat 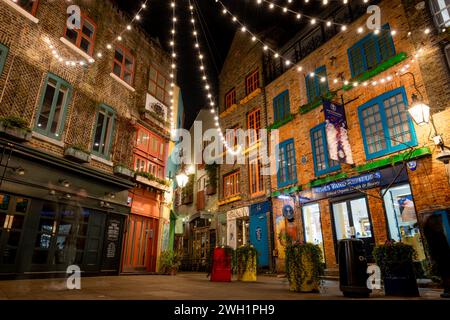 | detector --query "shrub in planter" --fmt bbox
[159,250,182,275]
[373,241,420,297]
[113,164,135,178]
[236,244,258,282]
[64,145,91,163]
[285,241,324,292]
[0,116,32,142]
